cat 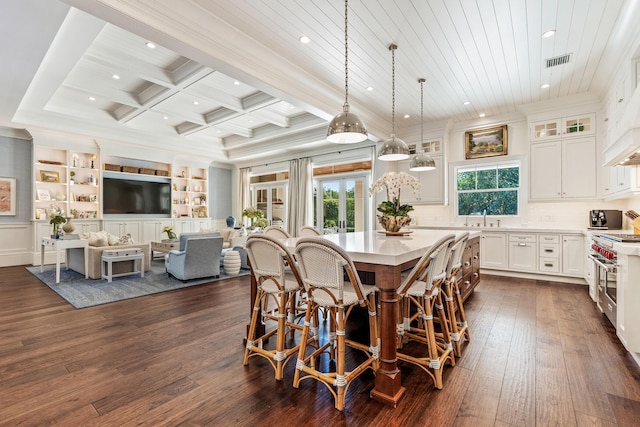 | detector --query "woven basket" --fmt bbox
[155,170,169,177]
[104,164,120,171]
[121,166,138,173]
[139,168,155,175]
